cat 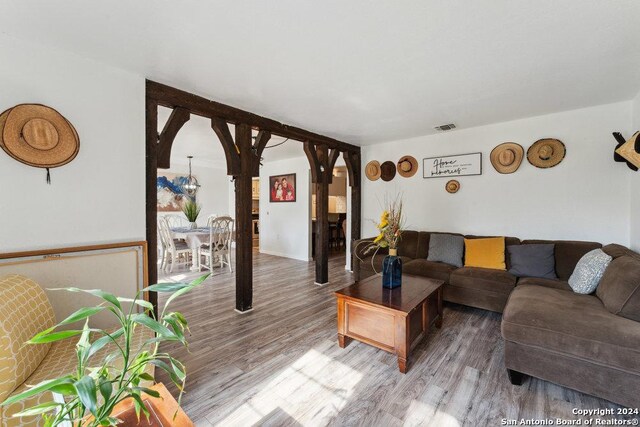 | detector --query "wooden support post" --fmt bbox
[145,98,159,315]
[344,151,361,272]
[234,123,254,312]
